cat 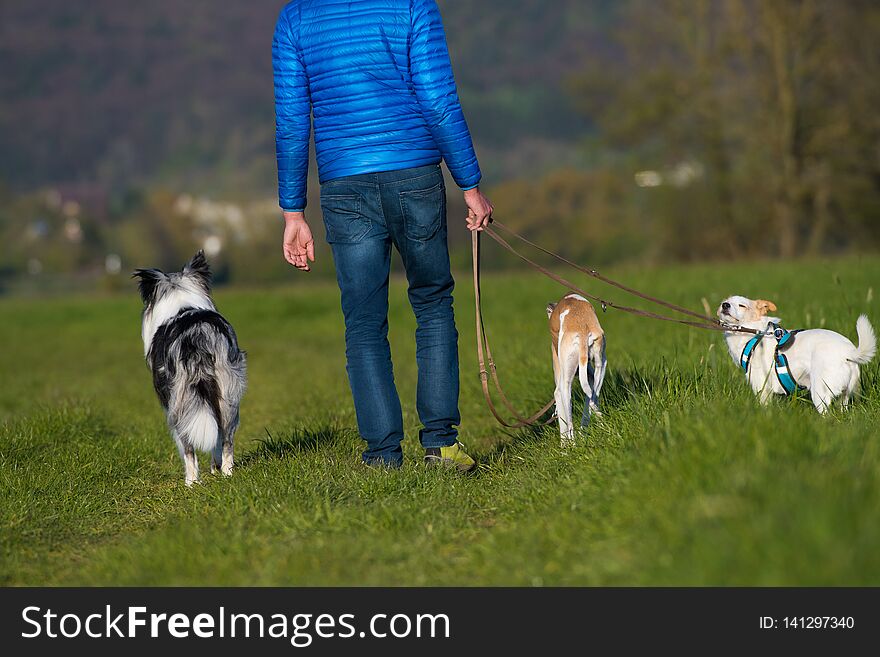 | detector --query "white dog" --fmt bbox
[718,295,875,413]
[547,293,607,445]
